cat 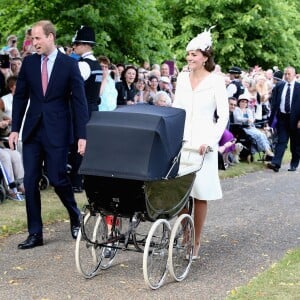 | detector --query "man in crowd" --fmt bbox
[267,66,300,172]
